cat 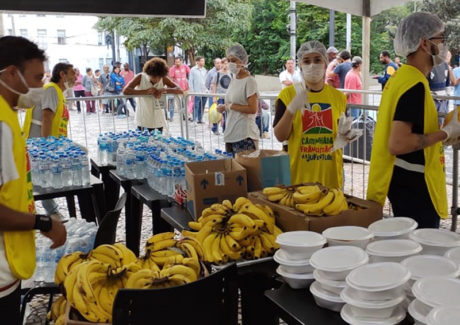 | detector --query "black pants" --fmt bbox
[0,285,21,325]
[388,167,440,228]
[74,90,85,112]
[137,126,163,134]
